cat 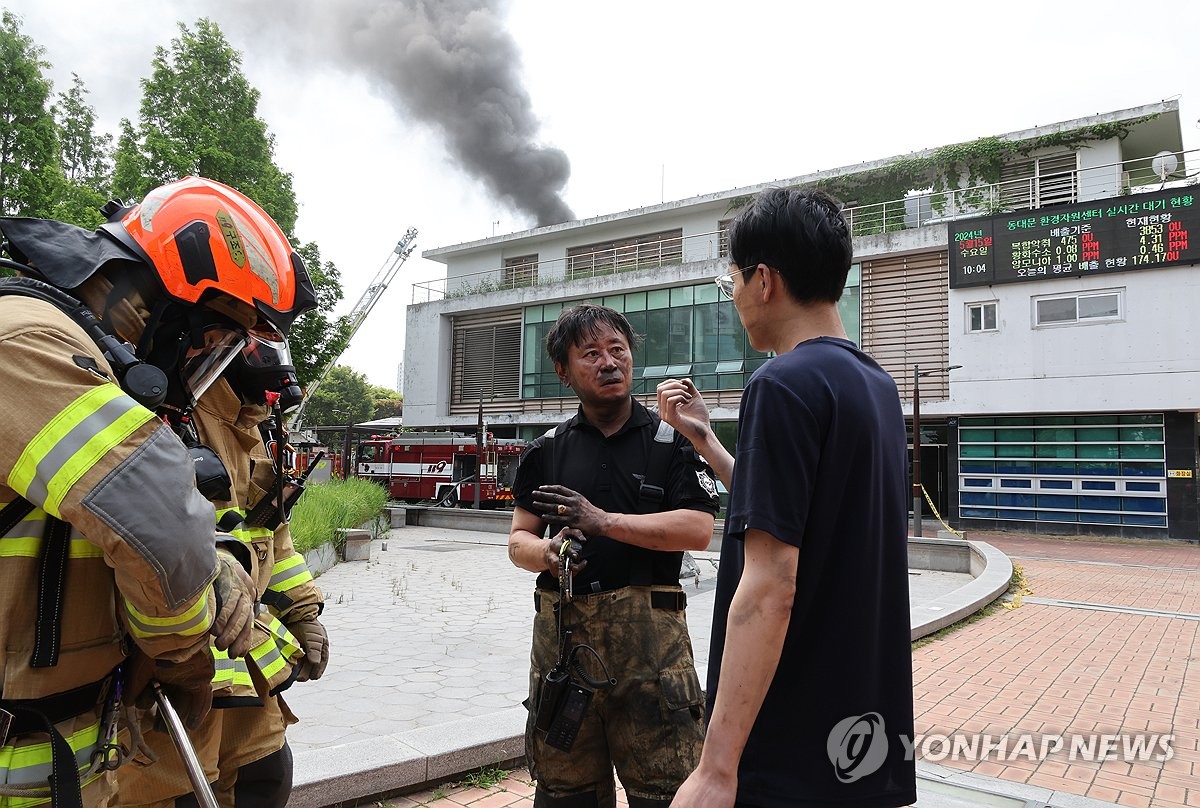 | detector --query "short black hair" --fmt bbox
[545,303,640,367]
[728,187,853,303]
